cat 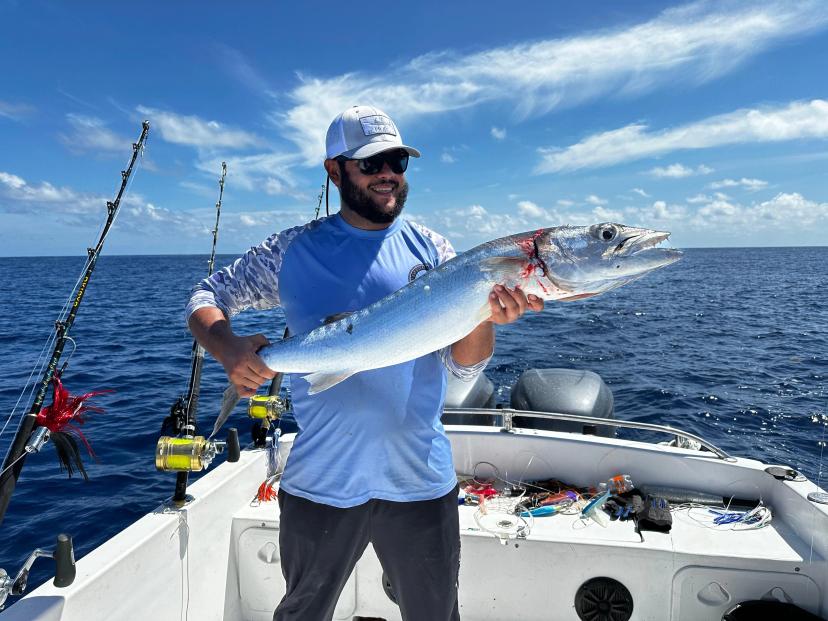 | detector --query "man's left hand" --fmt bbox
[488,285,544,325]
